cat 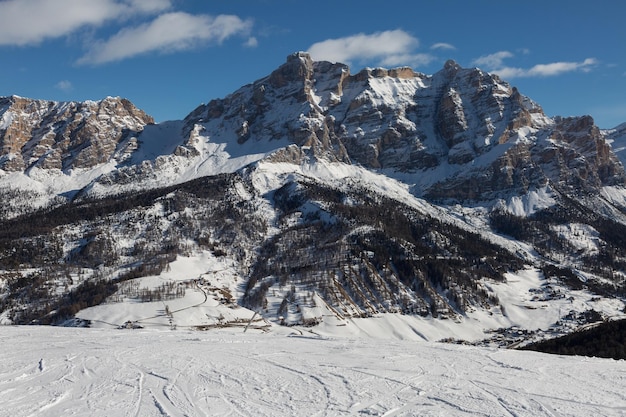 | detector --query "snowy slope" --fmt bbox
[73,249,625,344]
[1,141,625,343]
[1,326,625,417]
[75,252,267,332]
[605,122,626,166]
